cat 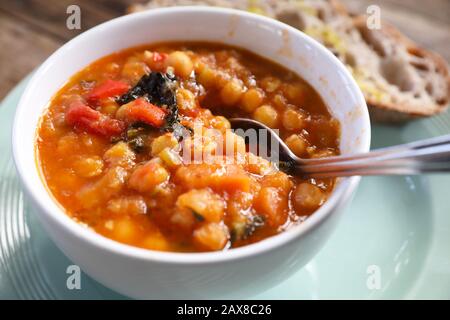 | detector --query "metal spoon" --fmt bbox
[229,118,450,179]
